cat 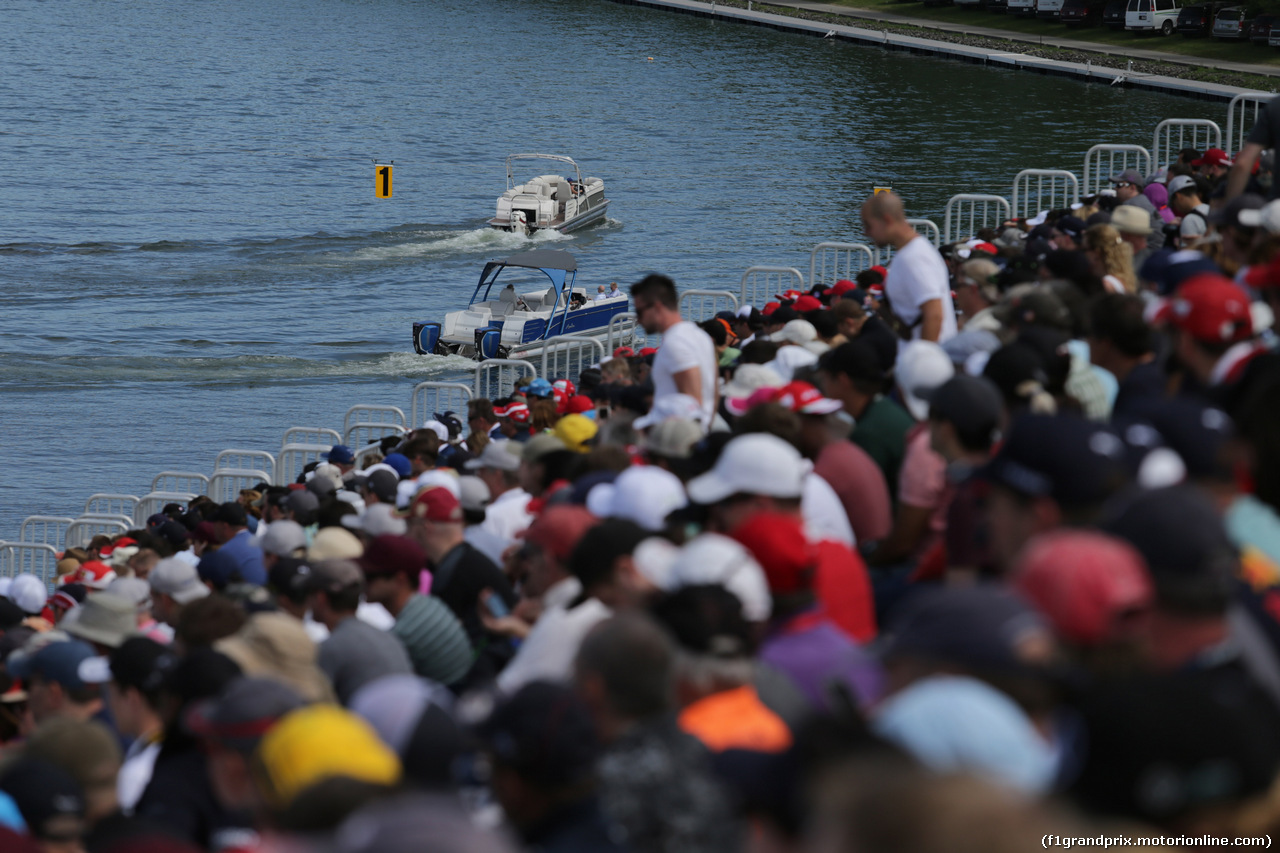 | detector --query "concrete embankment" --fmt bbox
[610,0,1272,101]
